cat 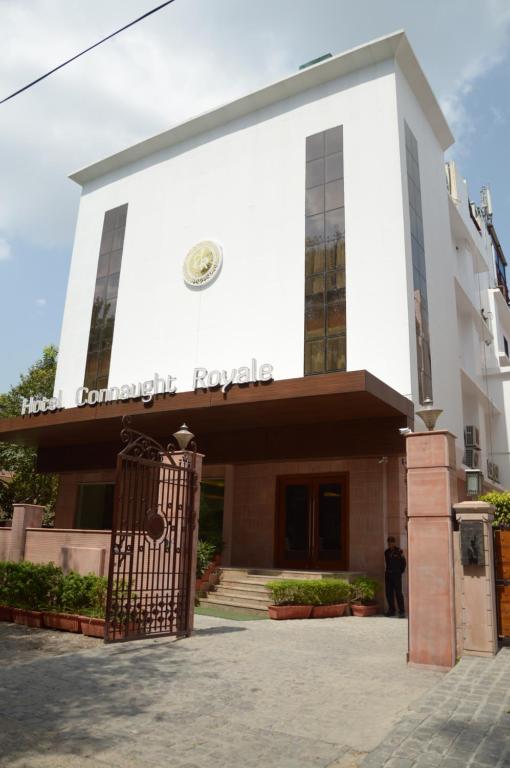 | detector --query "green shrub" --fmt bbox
[196,540,216,578]
[479,492,510,529]
[0,561,108,617]
[350,576,379,605]
[266,578,351,606]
